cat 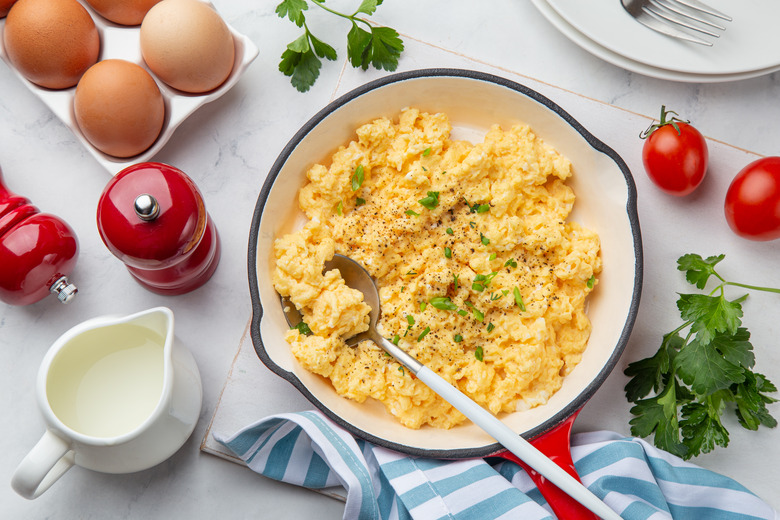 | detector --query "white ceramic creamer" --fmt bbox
[11,307,202,499]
